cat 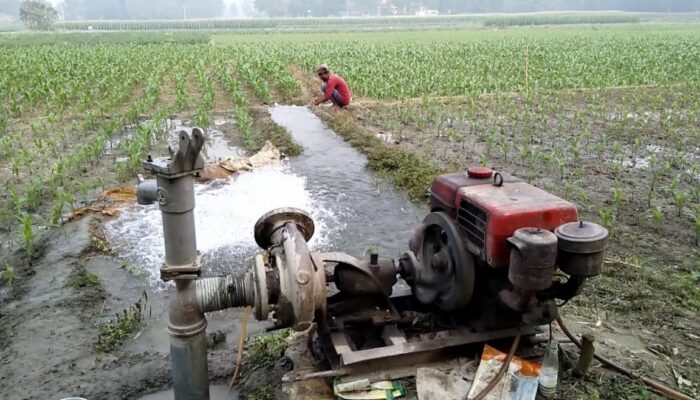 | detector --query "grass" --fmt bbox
[252,108,303,156]
[119,263,149,278]
[64,264,102,290]
[245,329,291,372]
[90,234,116,256]
[244,384,276,400]
[320,110,443,201]
[1,264,16,287]
[93,291,148,353]
[574,256,700,325]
